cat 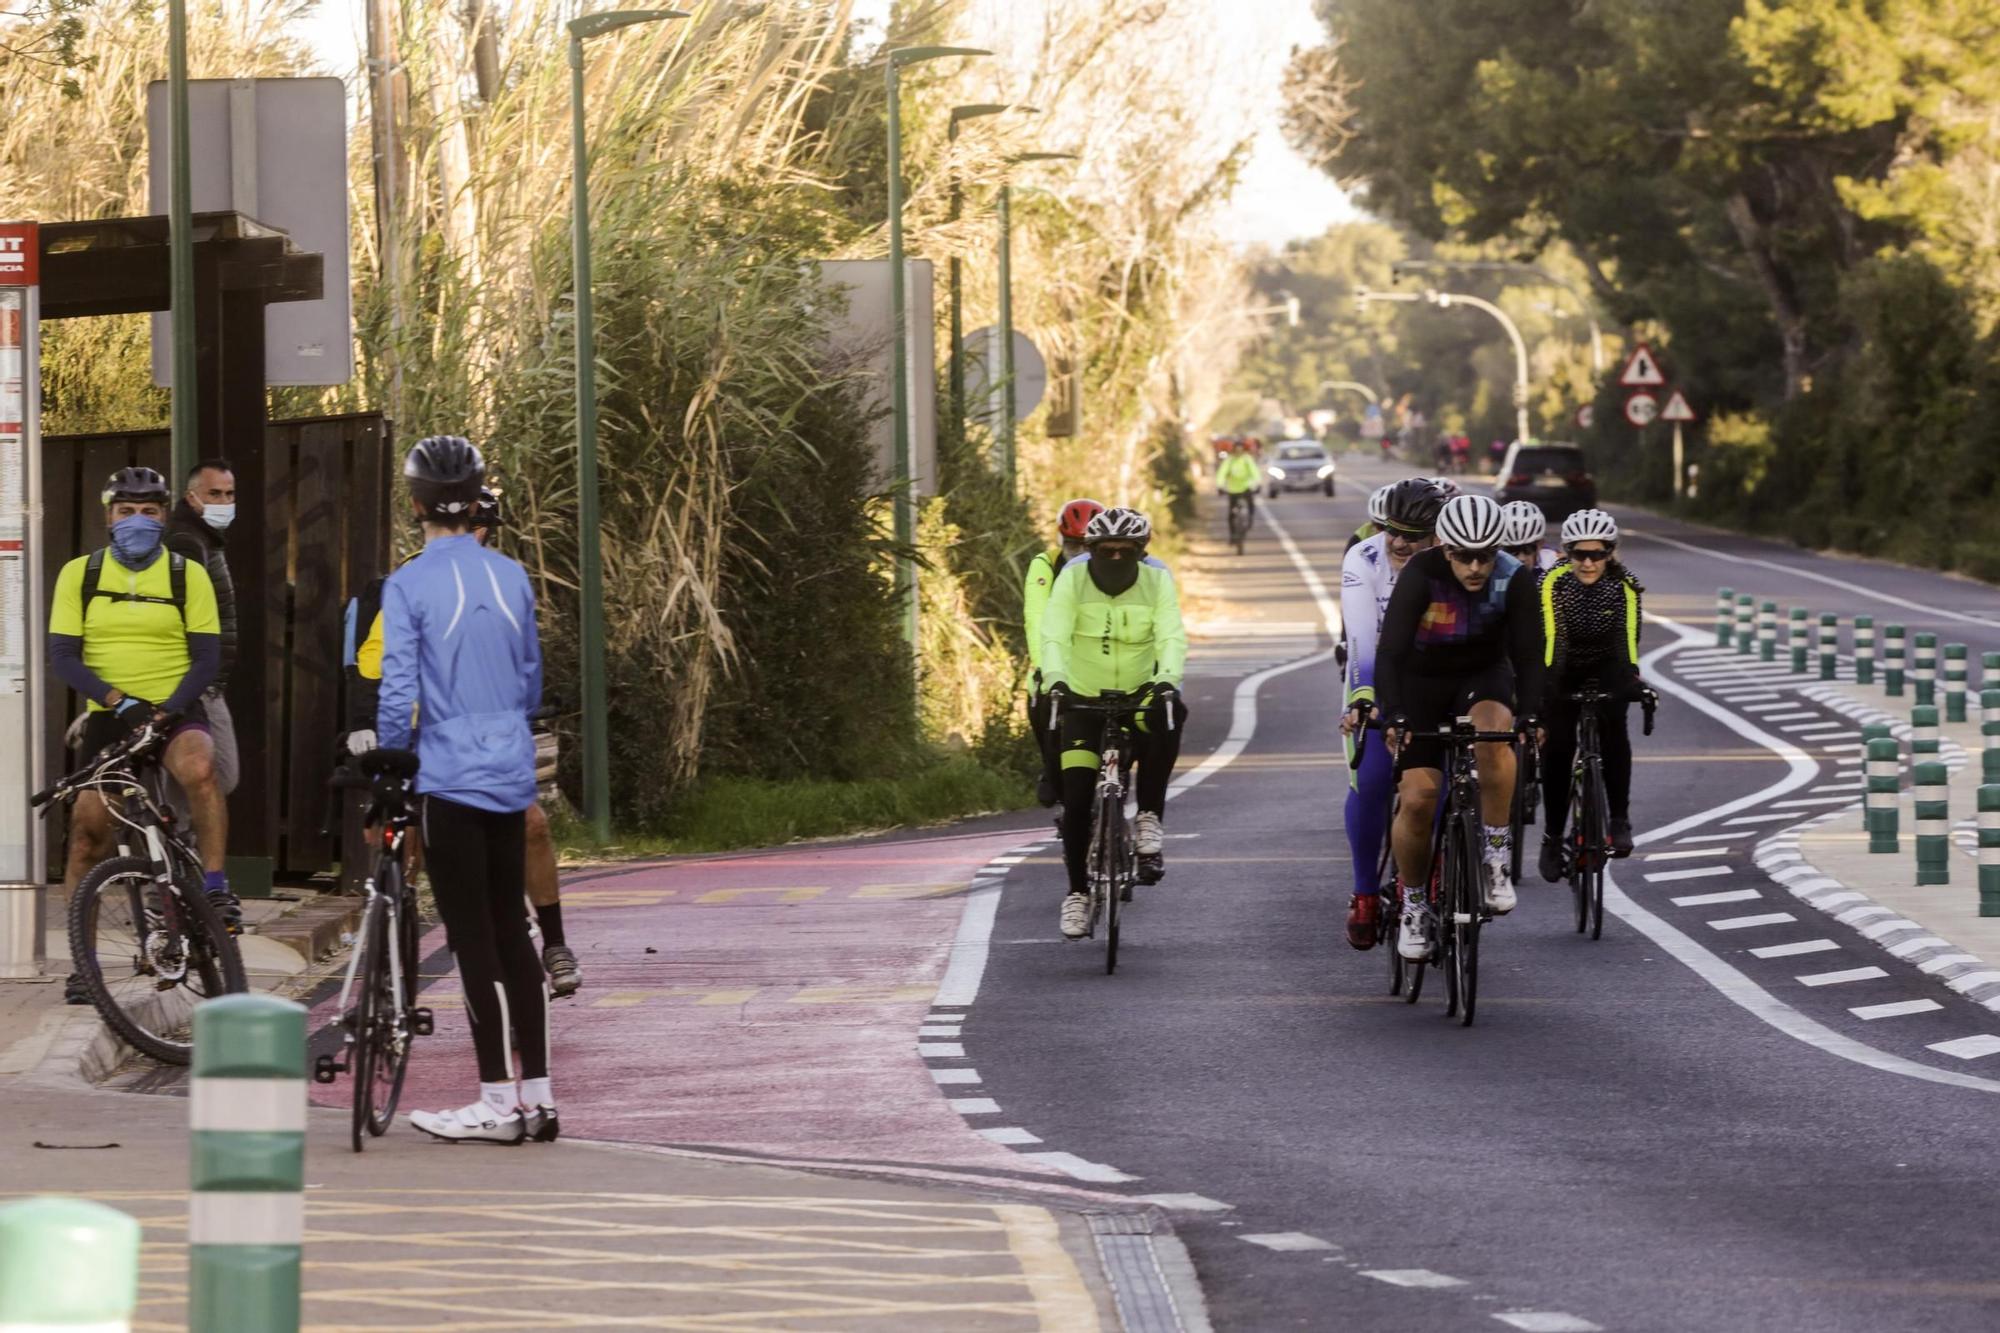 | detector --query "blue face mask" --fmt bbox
[109,514,165,568]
